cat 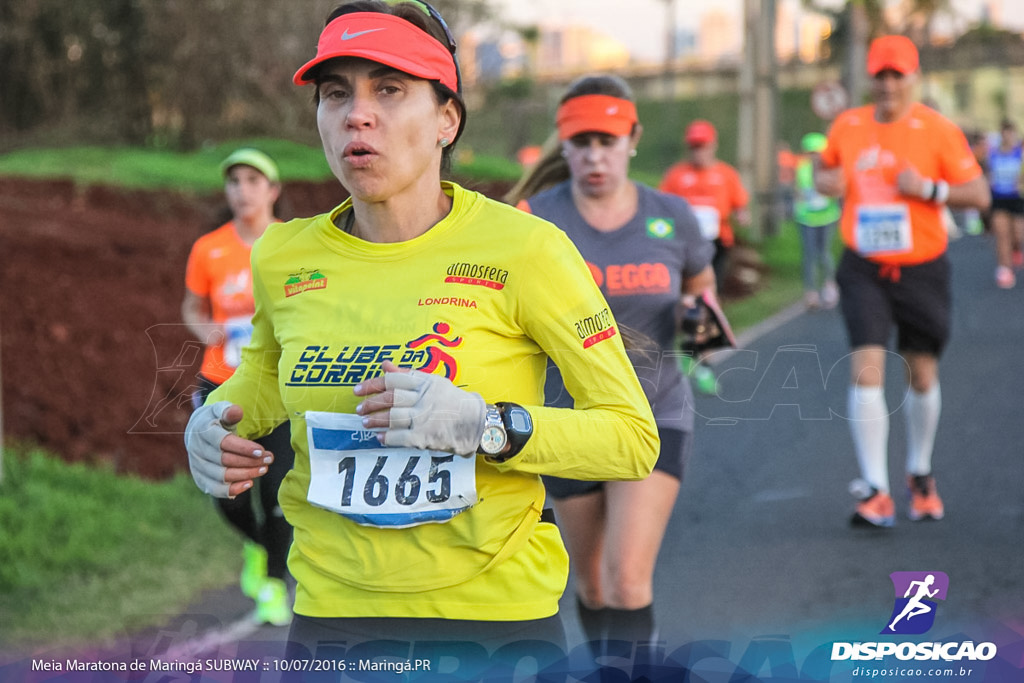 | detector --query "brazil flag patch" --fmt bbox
[646,217,675,239]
